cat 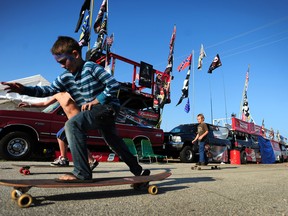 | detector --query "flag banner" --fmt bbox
[93,13,108,52]
[139,61,153,88]
[261,119,266,137]
[184,98,190,113]
[78,14,90,47]
[164,25,176,75]
[106,33,114,46]
[197,44,206,70]
[177,54,192,72]
[94,0,107,33]
[208,54,222,73]
[241,68,250,122]
[176,56,191,106]
[102,33,114,51]
[75,0,91,33]
[154,25,176,110]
